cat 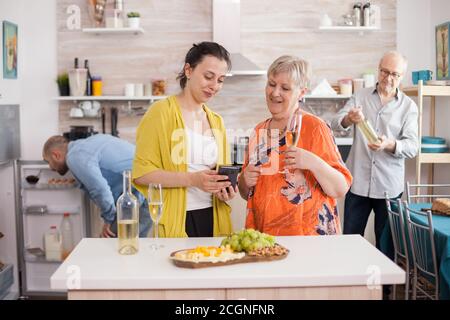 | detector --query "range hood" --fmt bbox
[213,0,266,76]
